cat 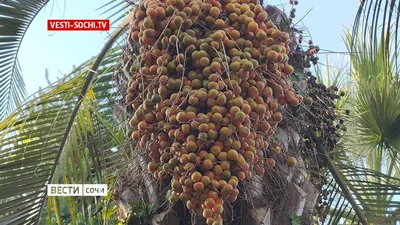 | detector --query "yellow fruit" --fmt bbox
[191,171,202,182]
[203,208,213,218]
[209,7,220,19]
[242,60,253,71]
[225,3,235,13]
[208,191,218,200]
[287,157,297,167]
[201,175,211,186]
[186,141,198,152]
[217,152,228,161]
[227,149,239,161]
[200,57,211,67]
[213,165,223,175]
[193,182,205,191]
[176,111,186,123]
[303,97,313,105]
[267,50,278,62]
[282,64,294,75]
[210,62,222,72]
[202,159,213,170]
[207,218,215,225]
[169,193,180,204]
[247,21,258,32]
[204,198,215,208]
[212,203,223,214]
[218,127,231,140]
